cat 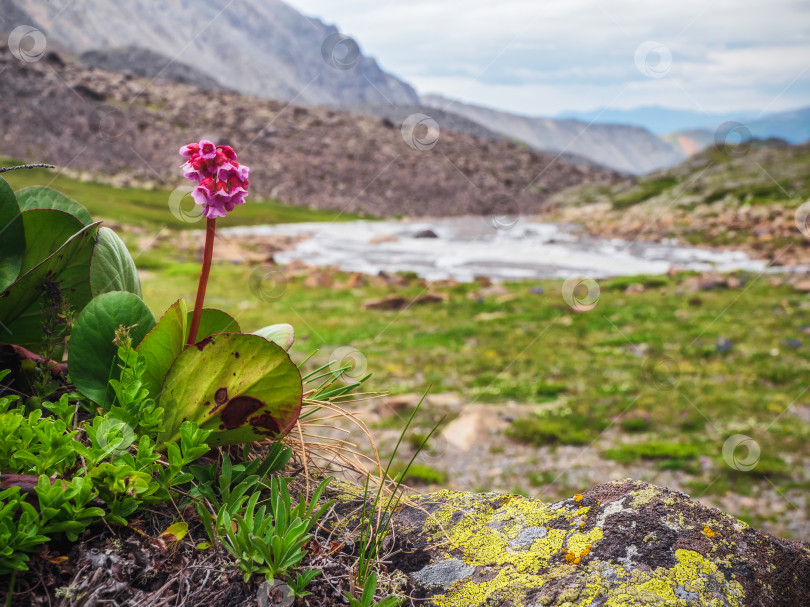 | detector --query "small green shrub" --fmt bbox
[612,176,680,209]
[621,417,652,433]
[393,463,447,485]
[602,441,704,463]
[507,411,606,446]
